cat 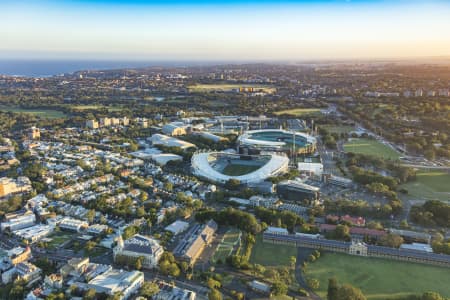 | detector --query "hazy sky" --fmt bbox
[1,0,450,61]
